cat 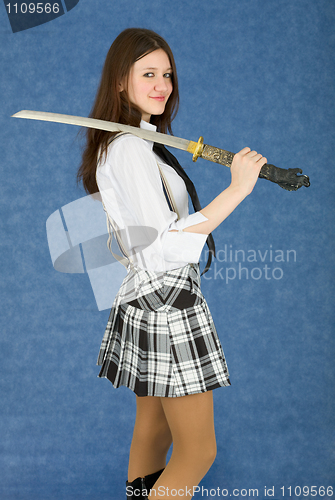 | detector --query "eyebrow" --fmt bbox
[139,67,173,71]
